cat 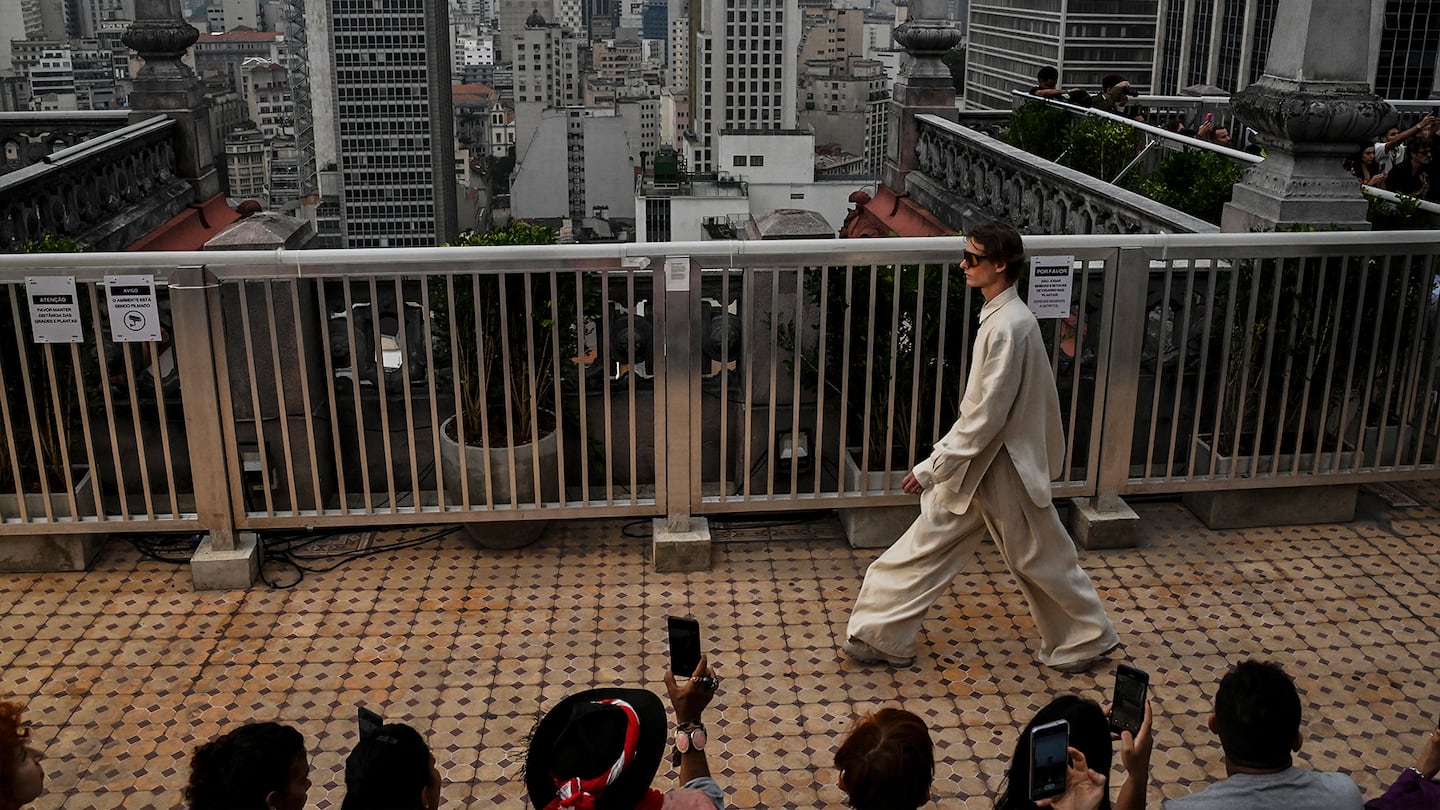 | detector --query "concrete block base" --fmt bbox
[1183,484,1358,530]
[0,533,106,572]
[1068,498,1140,550]
[653,517,711,573]
[838,505,919,549]
[190,532,260,590]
